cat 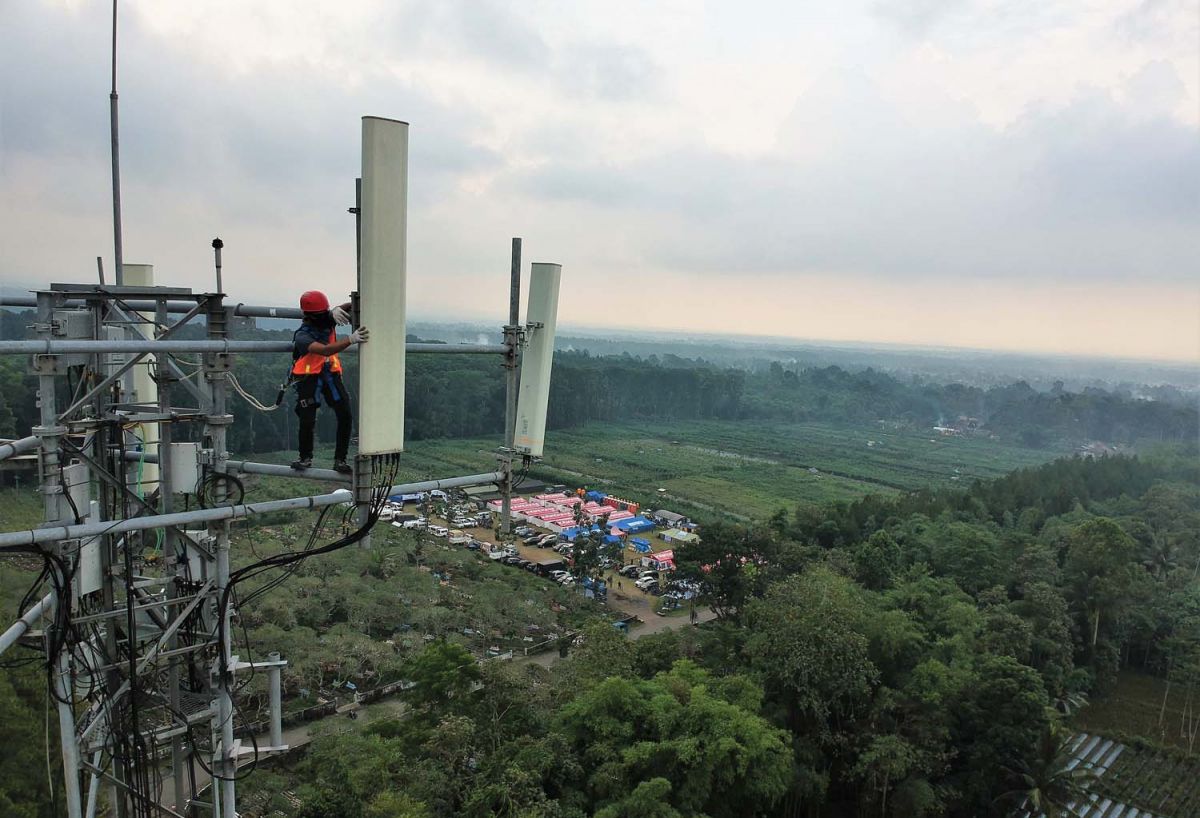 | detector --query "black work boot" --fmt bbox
[333,459,353,475]
[291,458,312,471]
